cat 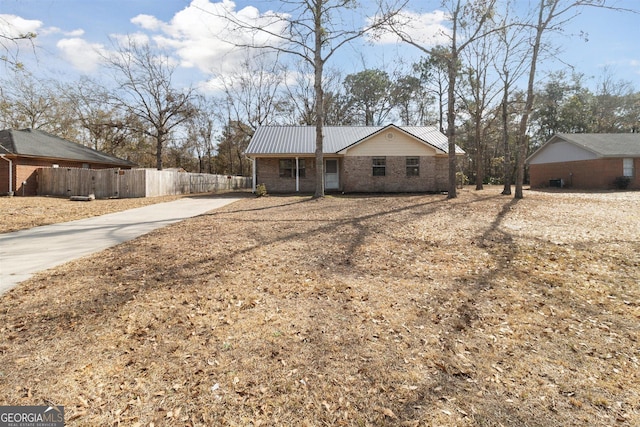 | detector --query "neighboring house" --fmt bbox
[527,133,640,190]
[245,124,464,193]
[0,128,137,196]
